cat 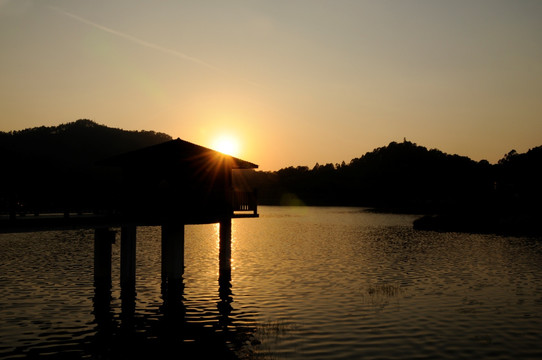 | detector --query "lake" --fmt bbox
[1,206,542,359]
